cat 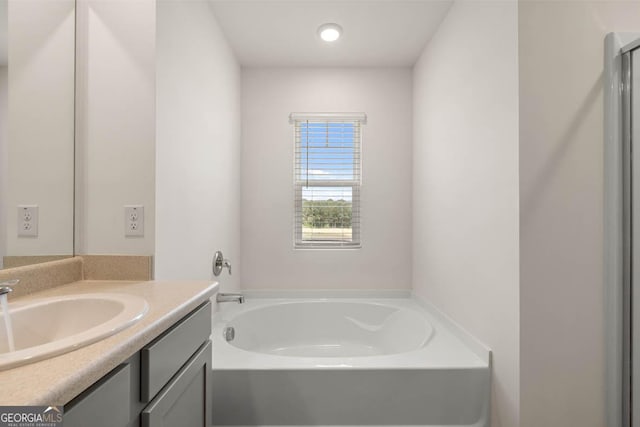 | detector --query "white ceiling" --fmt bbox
[209,0,453,68]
